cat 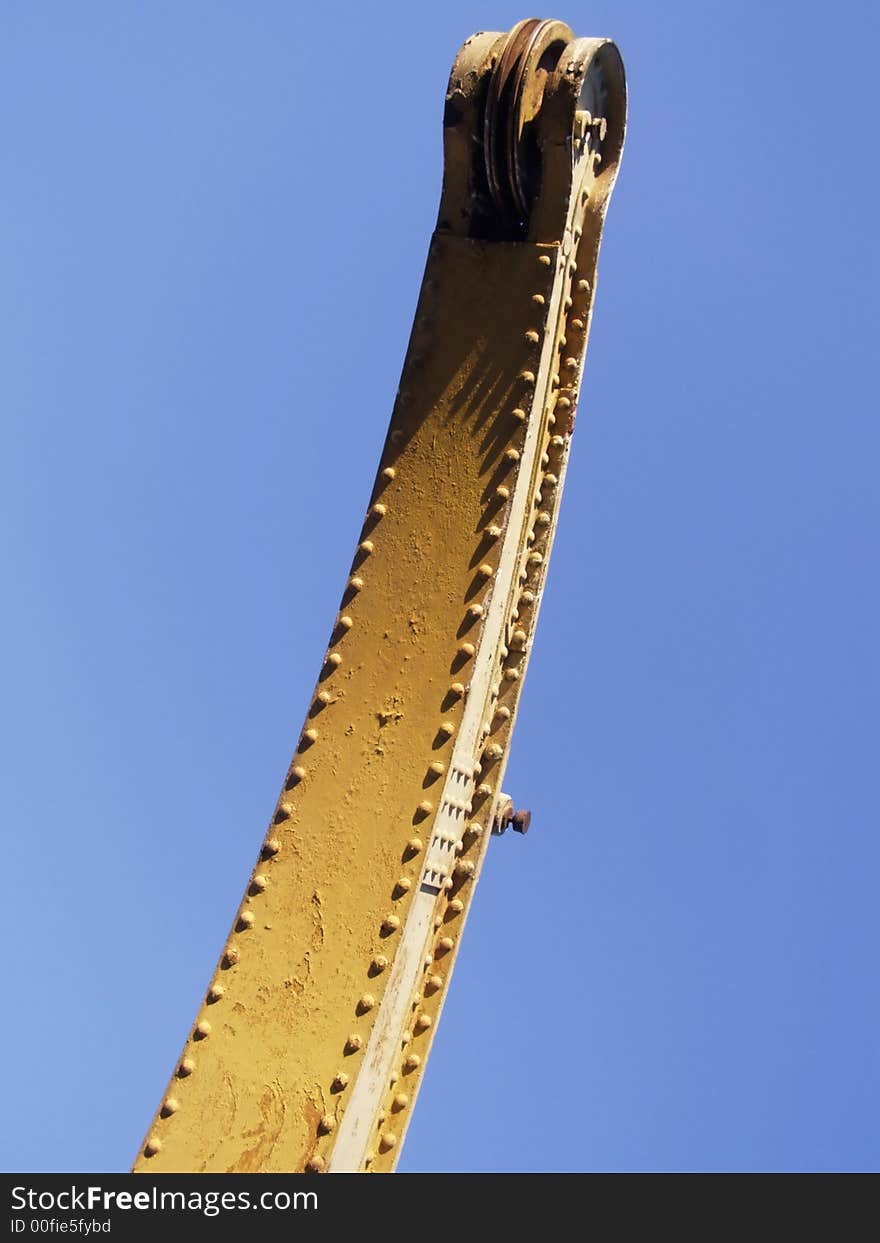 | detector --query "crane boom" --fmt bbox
[134,18,626,1175]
